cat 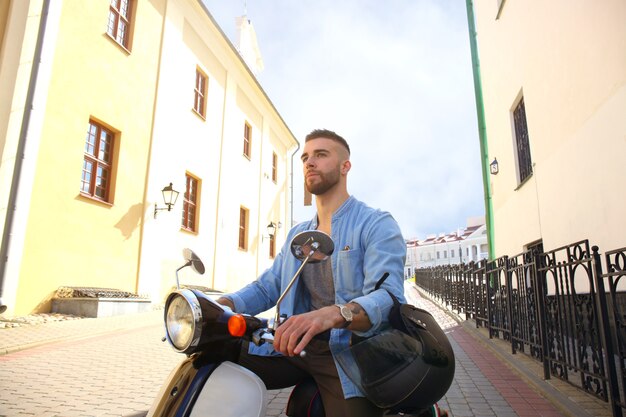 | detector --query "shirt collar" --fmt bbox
[310,195,355,228]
